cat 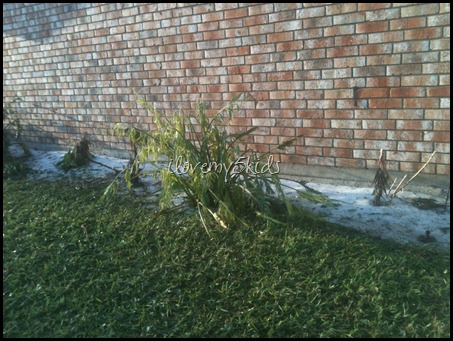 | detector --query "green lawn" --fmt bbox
[3,178,450,337]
